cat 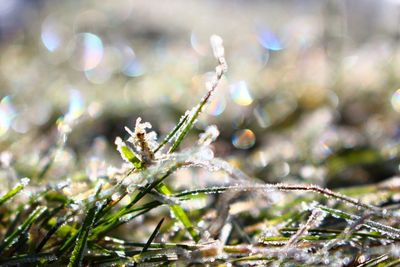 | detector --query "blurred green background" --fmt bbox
[2,0,400,189]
